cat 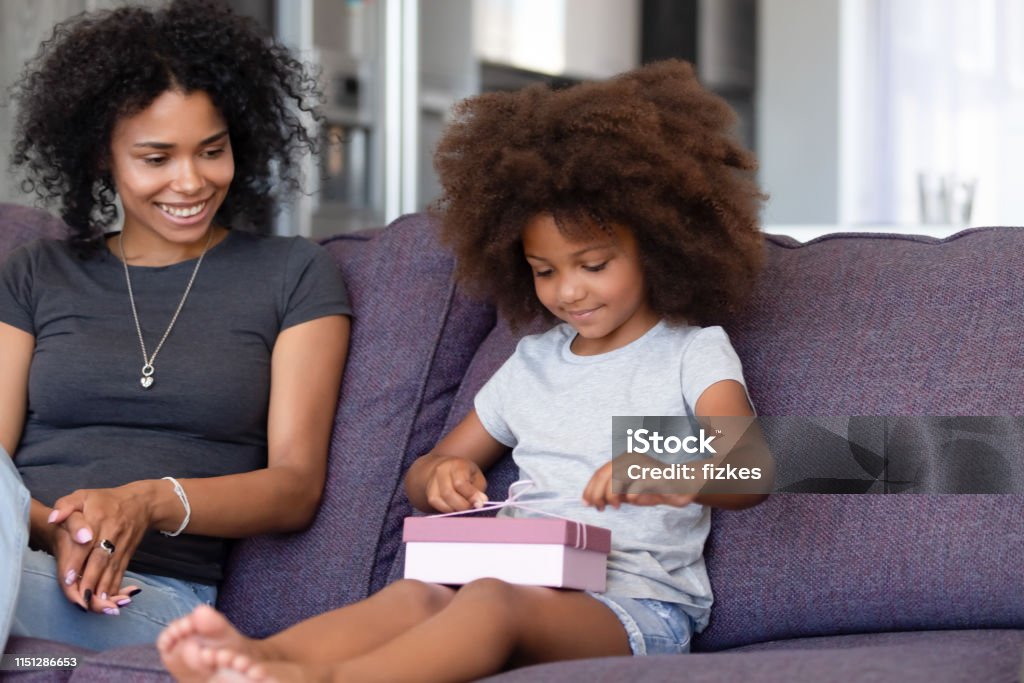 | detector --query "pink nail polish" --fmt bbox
[74,529,93,544]
[100,592,108,600]
[103,607,120,616]
[117,598,131,606]
[48,510,59,524]
[64,569,76,585]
